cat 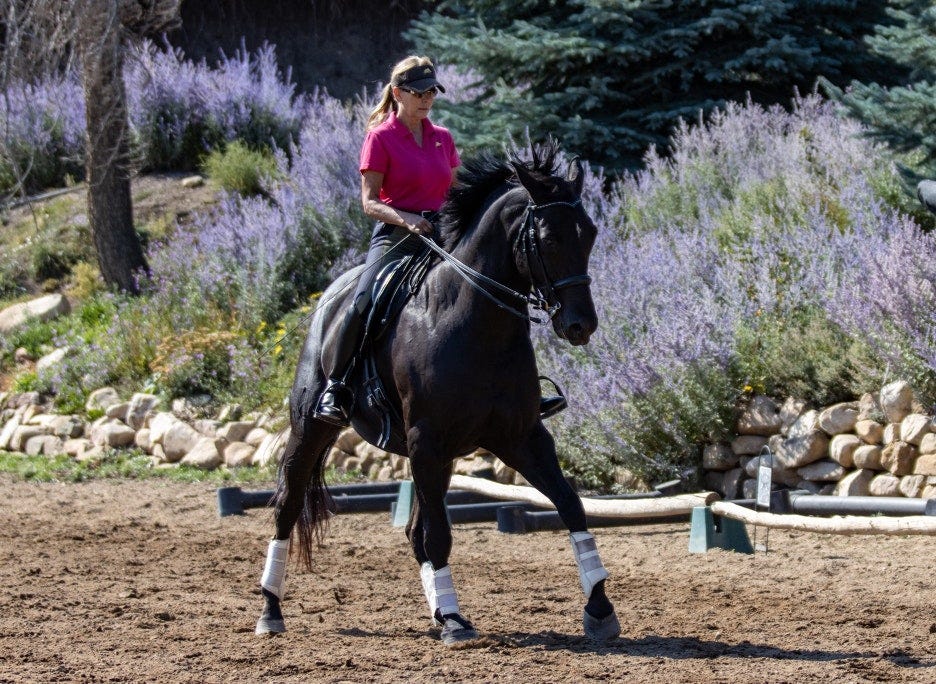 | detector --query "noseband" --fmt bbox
[418,194,592,325]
